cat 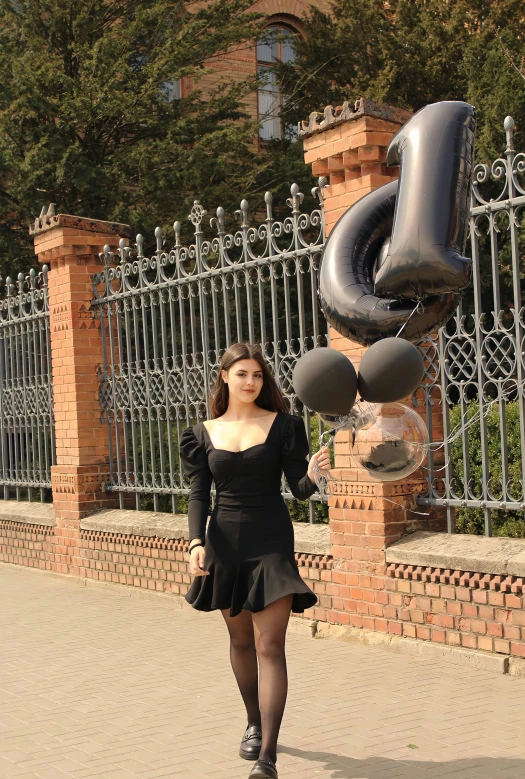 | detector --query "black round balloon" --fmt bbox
[357,338,425,403]
[293,348,357,416]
